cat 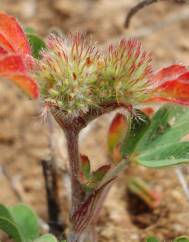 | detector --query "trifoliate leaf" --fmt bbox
[123,104,189,168]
